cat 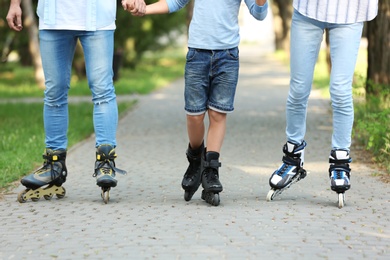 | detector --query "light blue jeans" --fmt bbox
[39,30,118,150]
[287,10,363,151]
